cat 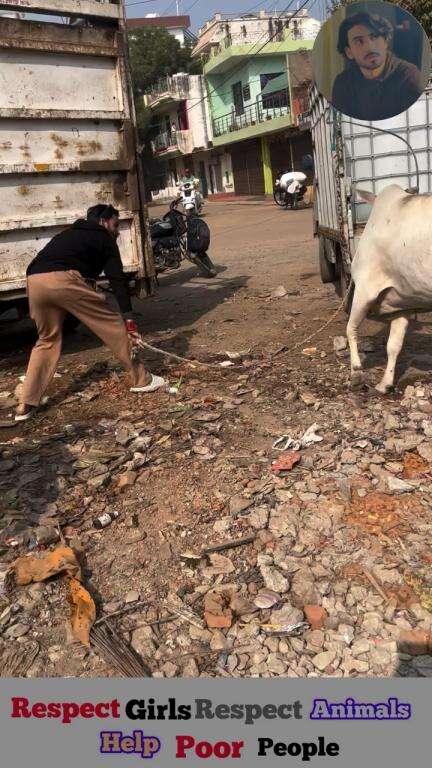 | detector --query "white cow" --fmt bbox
[347,184,432,393]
